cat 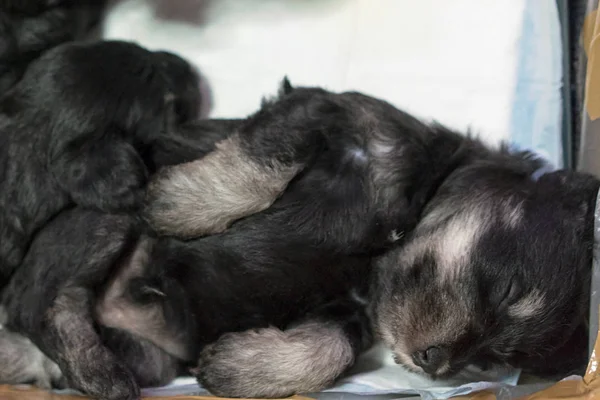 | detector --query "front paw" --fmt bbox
[64,350,140,400]
[193,326,349,399]
[194,329,296,399]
